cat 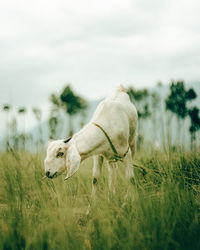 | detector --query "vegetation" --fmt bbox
[2,104,12,151]
[60,85,88,136]
[1,81,200,151]
[0,150,199,250]
[48,85,88,138]
[0,81,200,249]
[48,93,64,140]
[165,81,198,147]
[32,107,43,149]
[188,107,200,149]
[127,87,151,149]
